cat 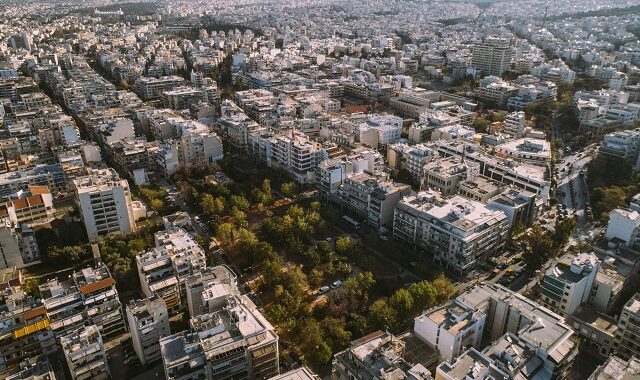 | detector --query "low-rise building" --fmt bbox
[588,354,640,380]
